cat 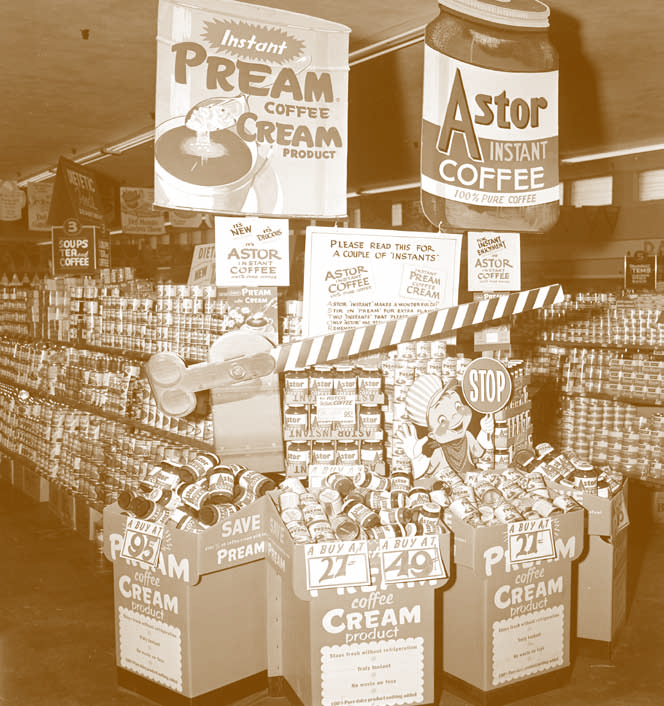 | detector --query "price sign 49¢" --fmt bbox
[120,518,165,569]
[379,535,448,584]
